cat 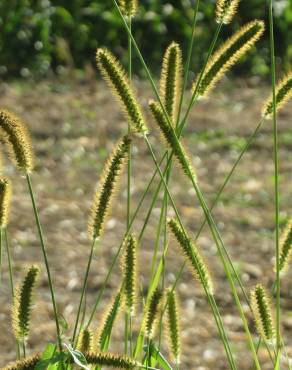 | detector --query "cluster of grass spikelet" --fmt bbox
[1,0,292,369]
